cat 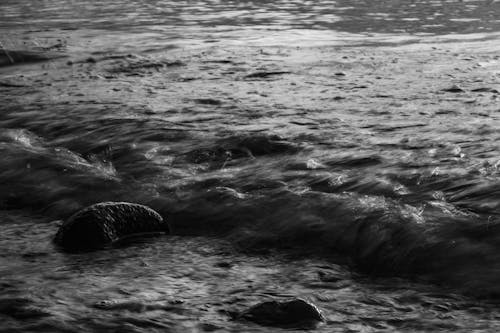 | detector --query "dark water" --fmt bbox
[2,0,500,332]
